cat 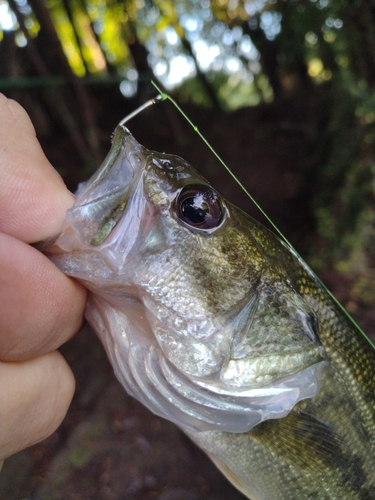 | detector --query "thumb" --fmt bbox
[0,94,75,243]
